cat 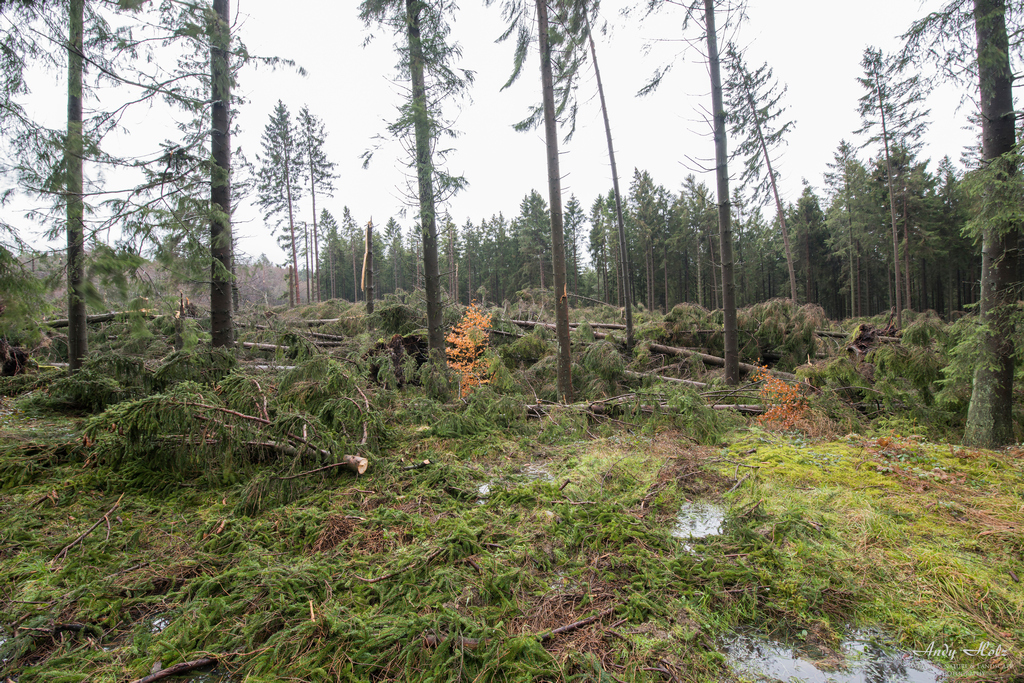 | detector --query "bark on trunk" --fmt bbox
[746,90,798,303]
[585,17,633,349]
[705,0,739,384]
[66,0,87,370]
[285,163,300,307]
[965,0,1017,447]
[874,75,903,328]
[363,220,374,315]
[537,0,572,401]
[407,0,445,356]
